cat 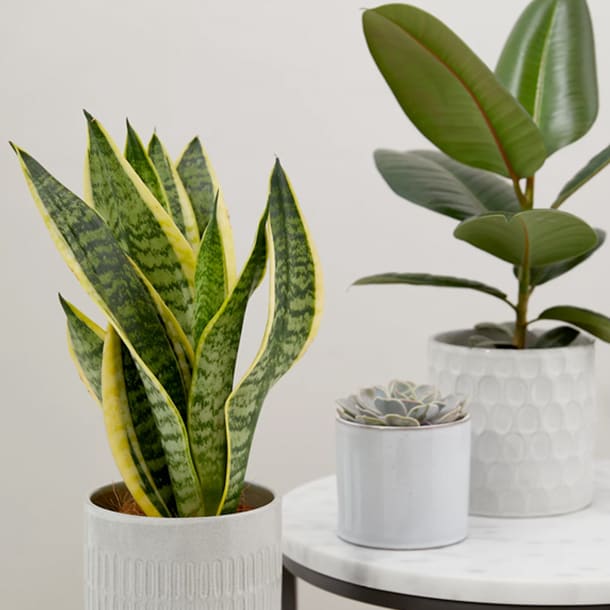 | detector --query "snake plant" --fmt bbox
[337,381,466,427]
[357,0,610,349]
[12,113,323,517]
